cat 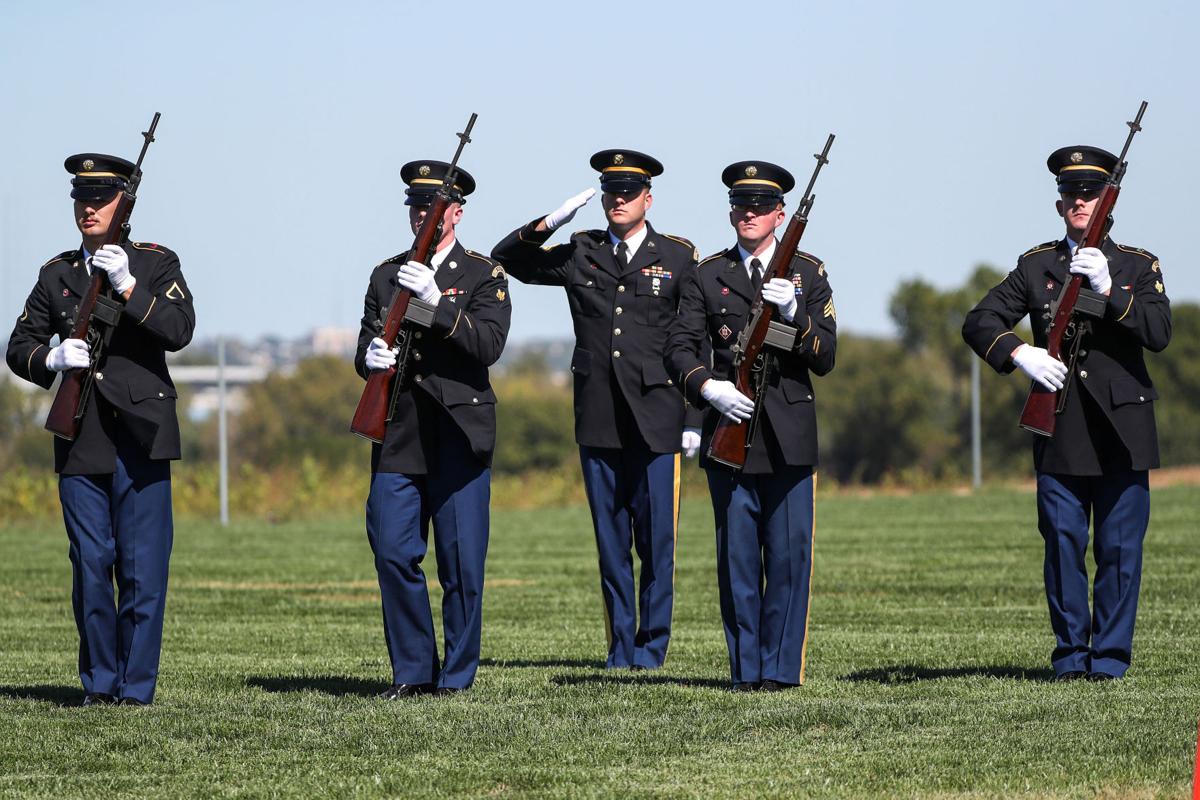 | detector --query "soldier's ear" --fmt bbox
[1055,198,1065,218]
